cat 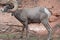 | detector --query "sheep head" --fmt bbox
[0,0,18,12]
